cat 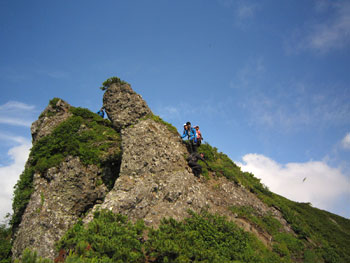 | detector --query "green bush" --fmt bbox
[57,209,145,263]
[100,77,128,91]
[58,210,287,263]
[14,249,51,263]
